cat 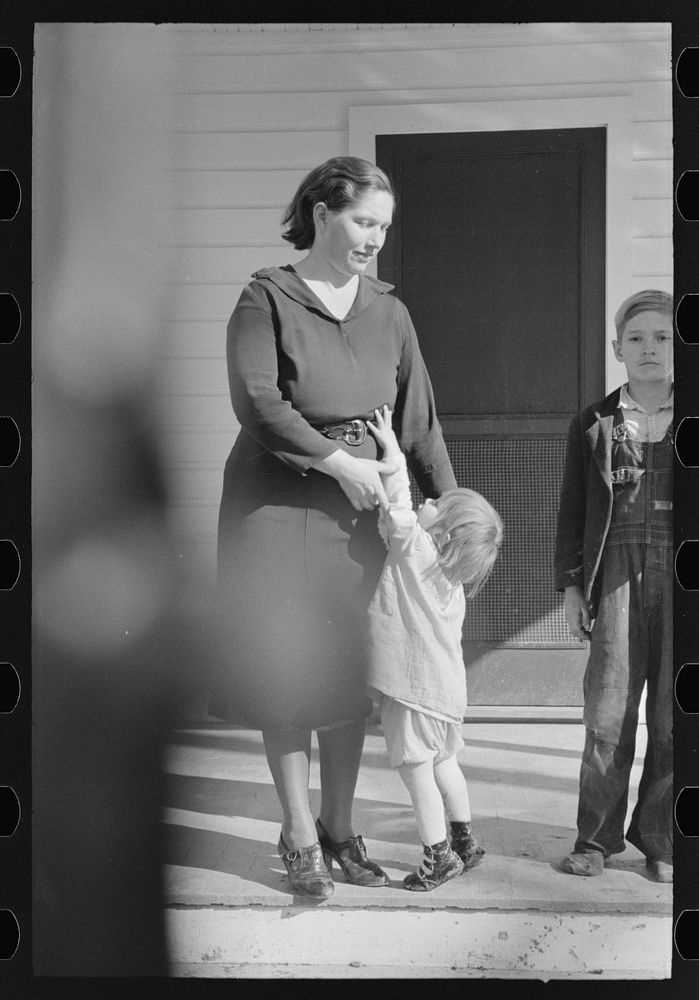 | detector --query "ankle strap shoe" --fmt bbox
[449,821,485,870]
[403,838,464,892]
